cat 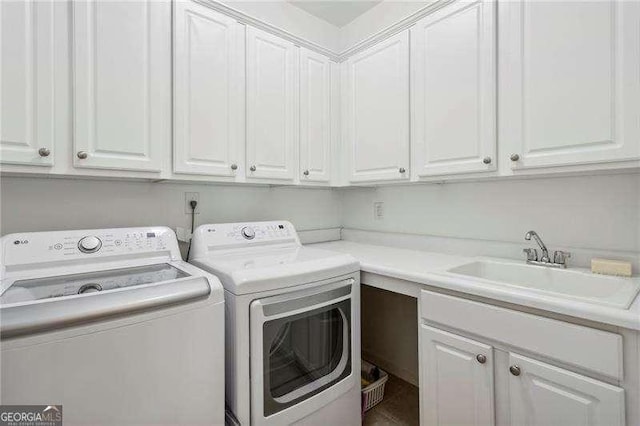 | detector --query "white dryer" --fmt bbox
[0,227,225,426]
[189,221,361,426]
